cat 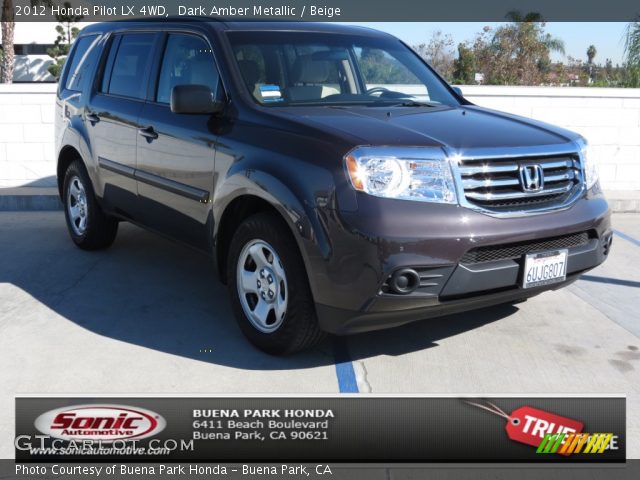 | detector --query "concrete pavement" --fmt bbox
[0,212,638,459]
